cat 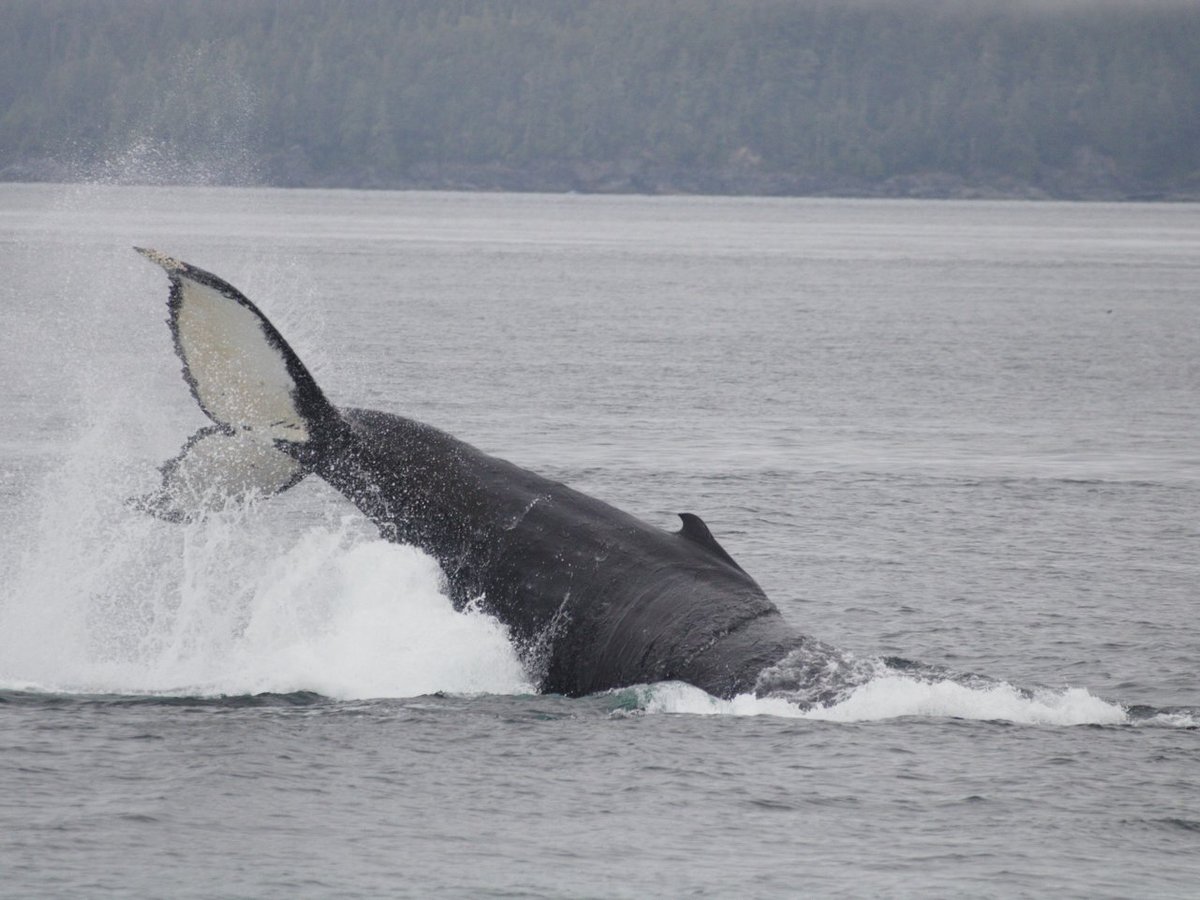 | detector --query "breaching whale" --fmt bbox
[136,248,841,700]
